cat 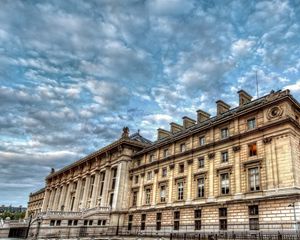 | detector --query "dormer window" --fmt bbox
[221,127,229,139]
[199,136,206,146]
[247,118,256,130]
[163,149,169,158]
[180,143,186,152]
